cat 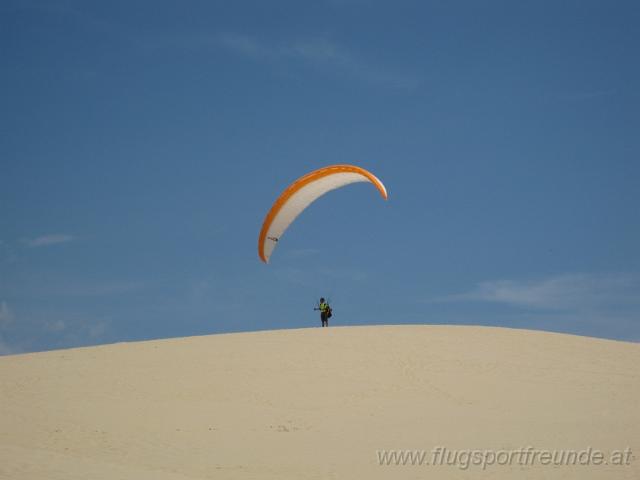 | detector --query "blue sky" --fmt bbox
[1,0,639,353]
